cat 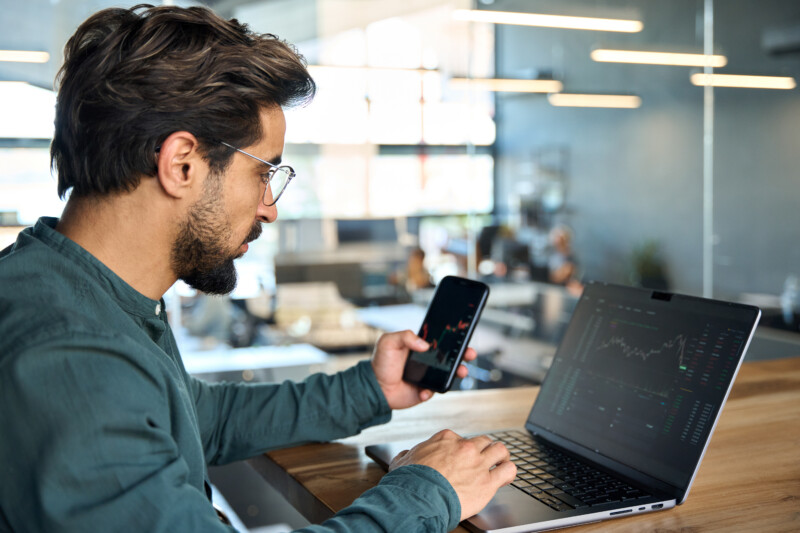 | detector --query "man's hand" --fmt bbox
[389,430,517,521]
[371,330,477,410]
